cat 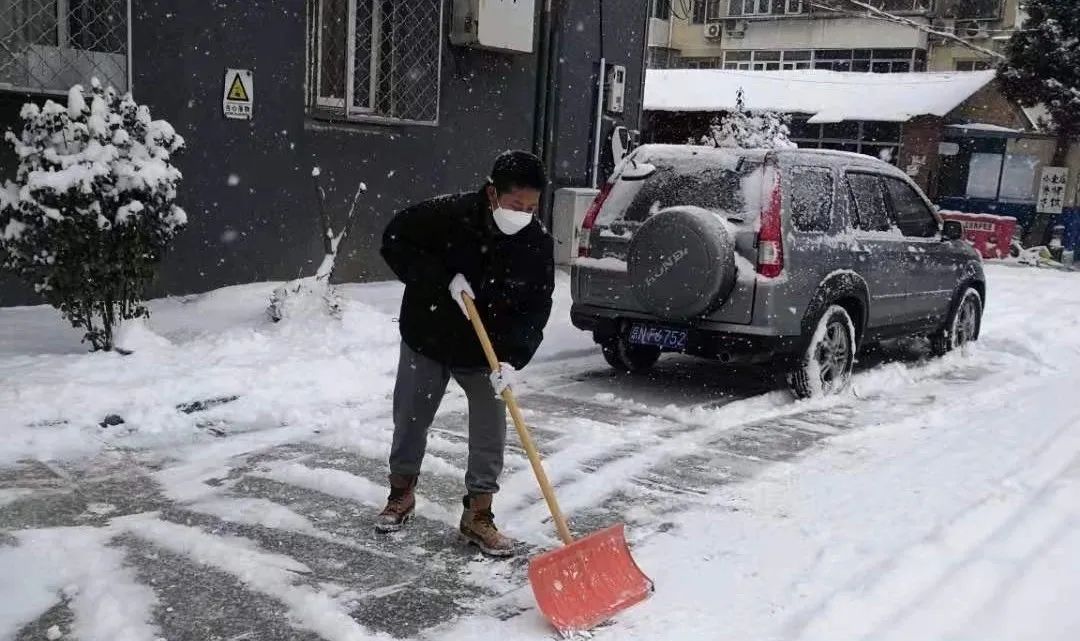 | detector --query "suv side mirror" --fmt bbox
[942,220,964,241]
